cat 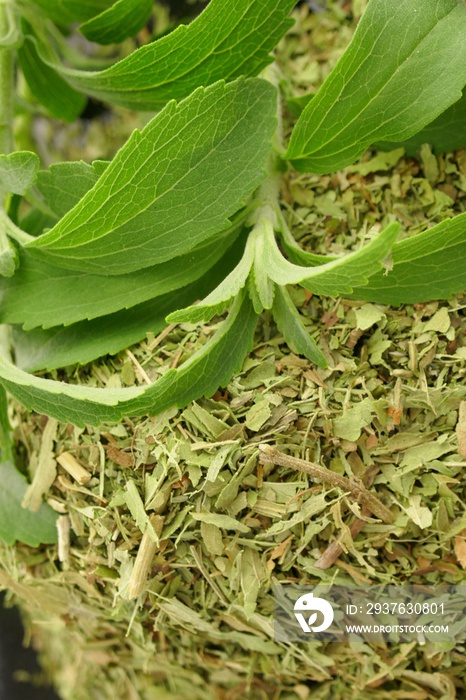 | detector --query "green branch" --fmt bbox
[0,2,15,155]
